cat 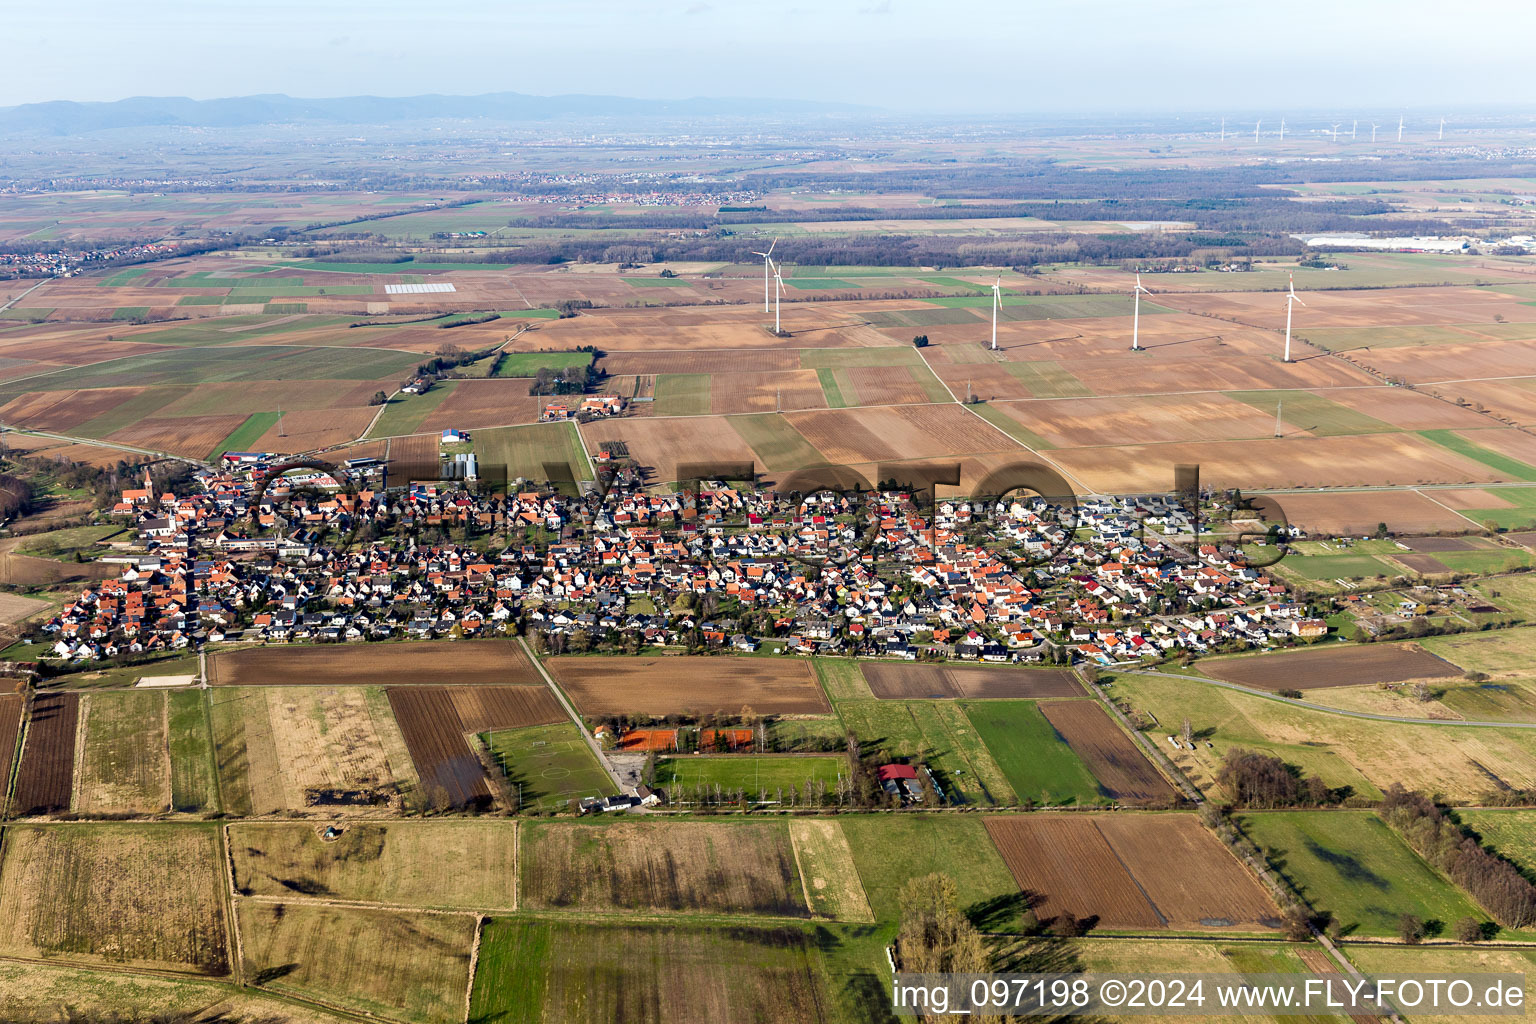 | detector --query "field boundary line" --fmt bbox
[515,637,622,791]
[67,693,88,814]
[1413,487,1491,530]
[234,891,495,917]
[358,387,403,441]
[0,278,49,313]
[785,820,818,919]
[1082,671,1202,803]
[463,914,484,1024]
[215,822,243,986]
[512,818,519,912]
